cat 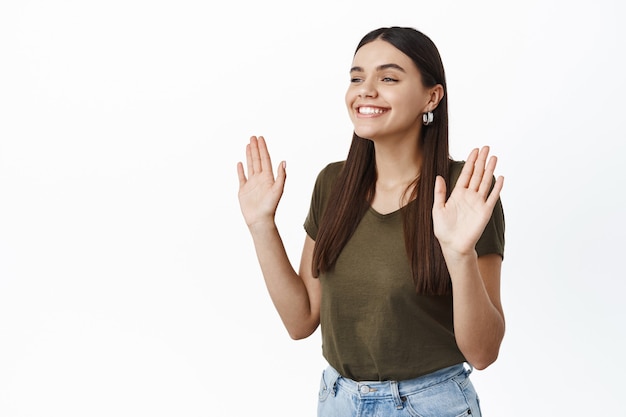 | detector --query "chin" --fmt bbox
[354,128,377,140]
